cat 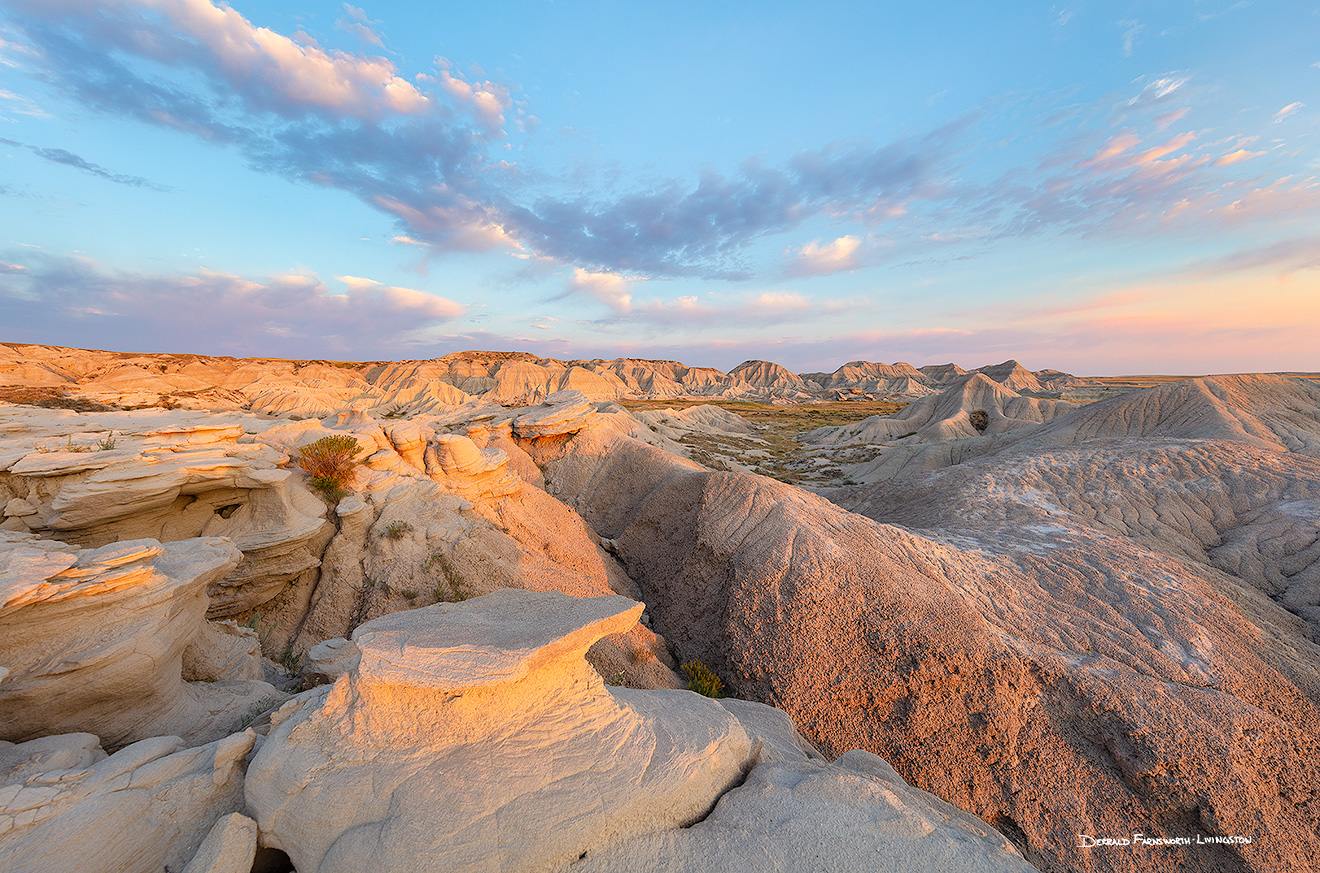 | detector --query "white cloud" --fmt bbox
[336,4,385,49]
[787,235,861,276]
[1119,19,1144,57]
[569,268,637,314]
